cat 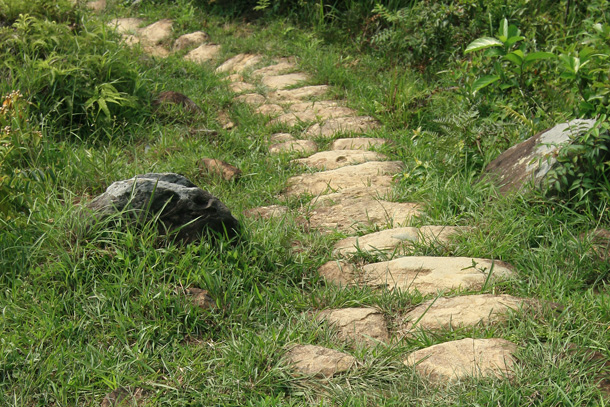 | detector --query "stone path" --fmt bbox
[101,11,529,390]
